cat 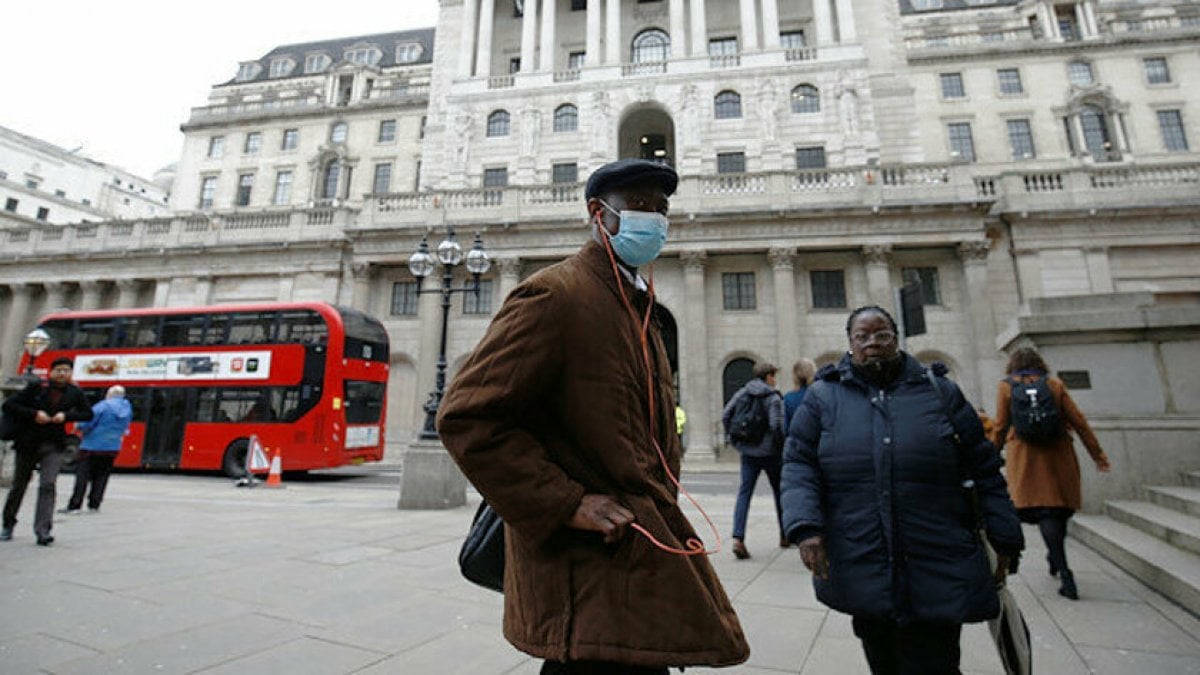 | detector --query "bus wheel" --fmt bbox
[222,440,249,478]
